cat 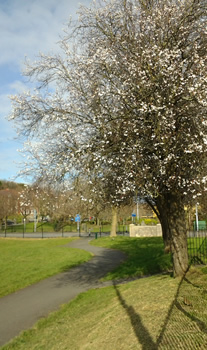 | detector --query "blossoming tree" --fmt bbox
[10,0,207,276]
